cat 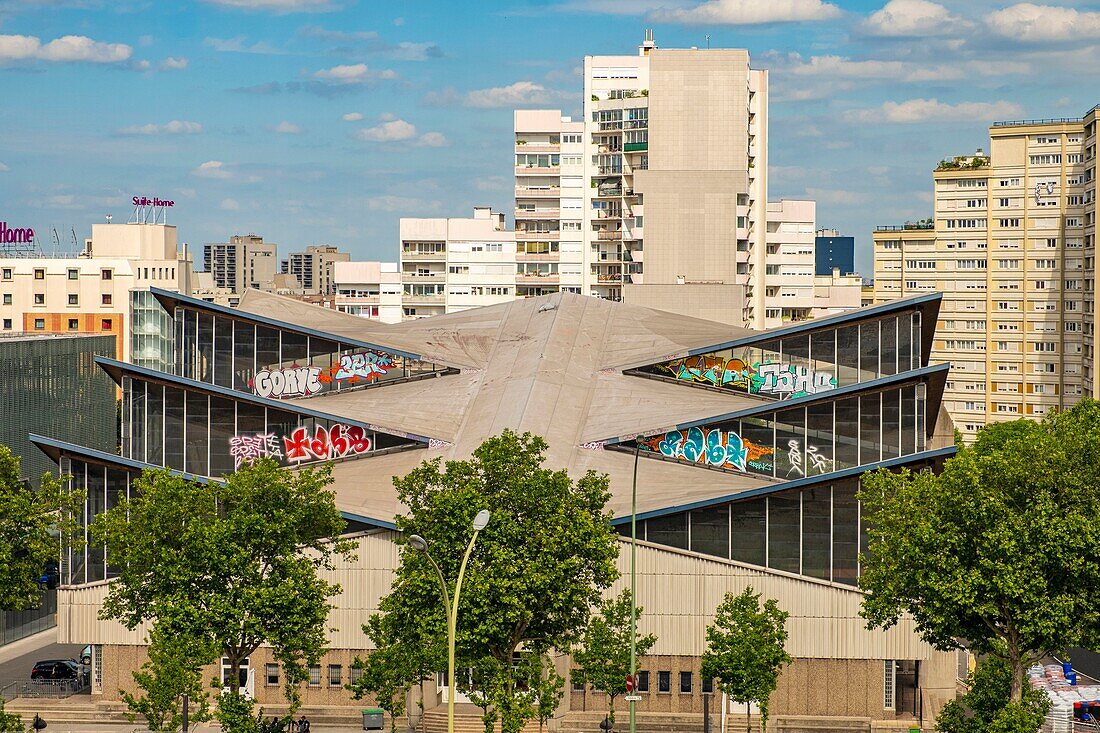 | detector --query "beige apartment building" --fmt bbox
[203,234,278,297]
[0,222,194,363]
[331,260,403,324]
[874,105,1098,440]
[282,245,351,295]
[398,207,516,318]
